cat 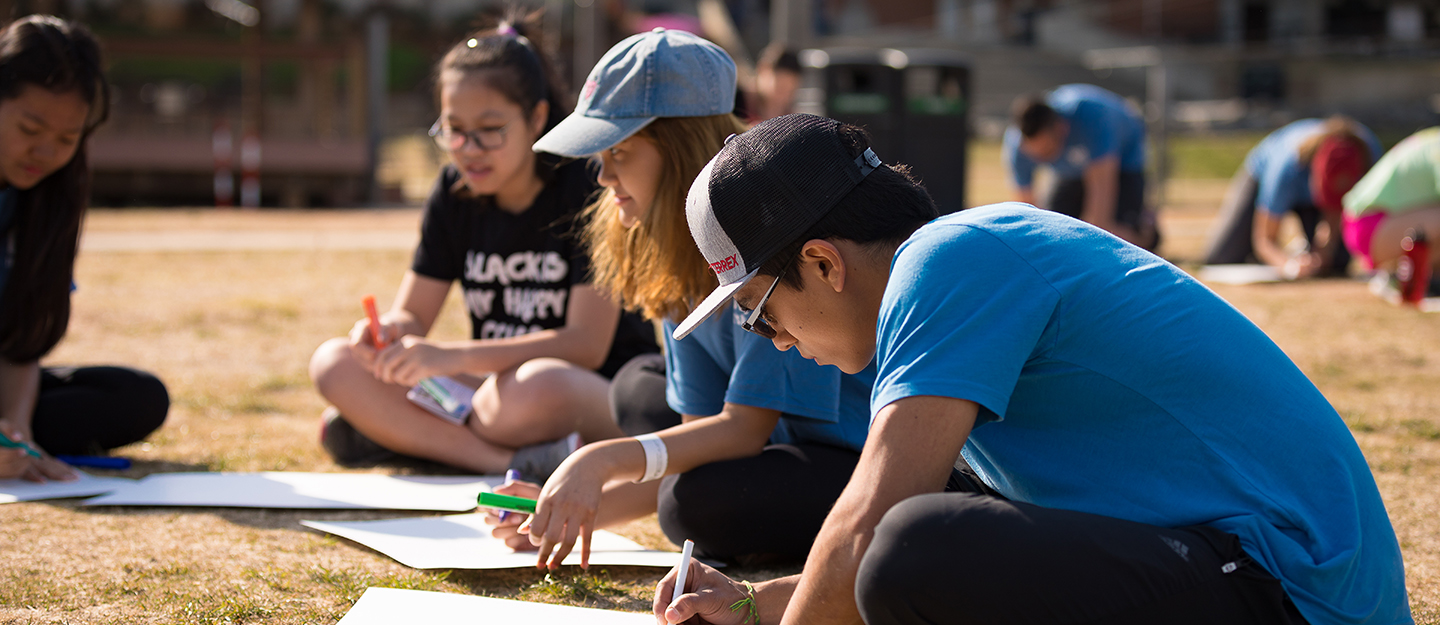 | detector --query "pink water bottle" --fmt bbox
[1397,228,1430,305]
